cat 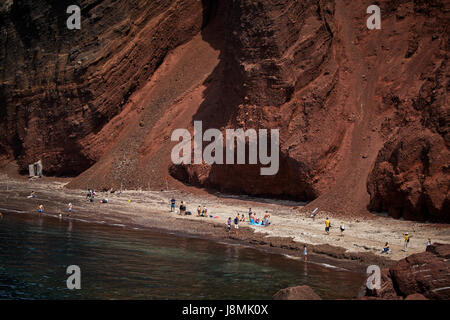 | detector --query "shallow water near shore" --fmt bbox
[0,212,364,299]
